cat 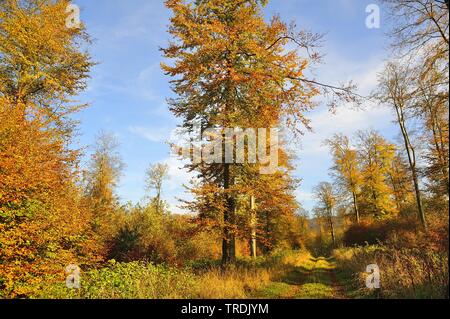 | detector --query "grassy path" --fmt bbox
[253,253,348,299]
